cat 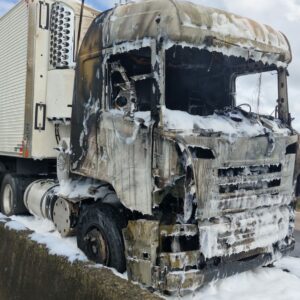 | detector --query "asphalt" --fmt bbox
[292,230,300,258]
[291,212,300,258]
[295,212,300,231]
